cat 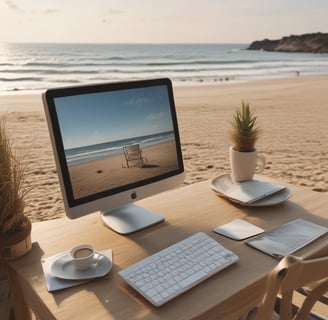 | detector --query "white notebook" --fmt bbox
[247,219,328,258]
[211,175,286,204]
[224,179,286,204]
